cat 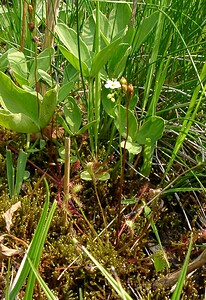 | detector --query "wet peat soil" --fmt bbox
[0,128,206,299]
